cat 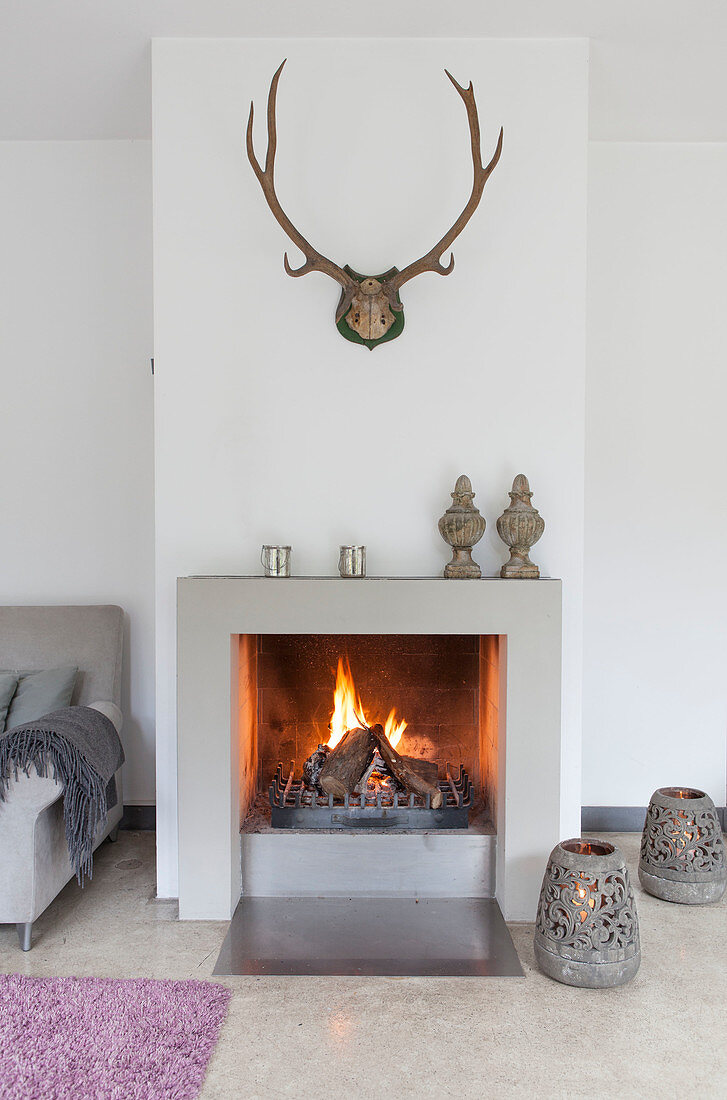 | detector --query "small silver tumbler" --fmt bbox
[261,545,291,577]
[338,545,366,578]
